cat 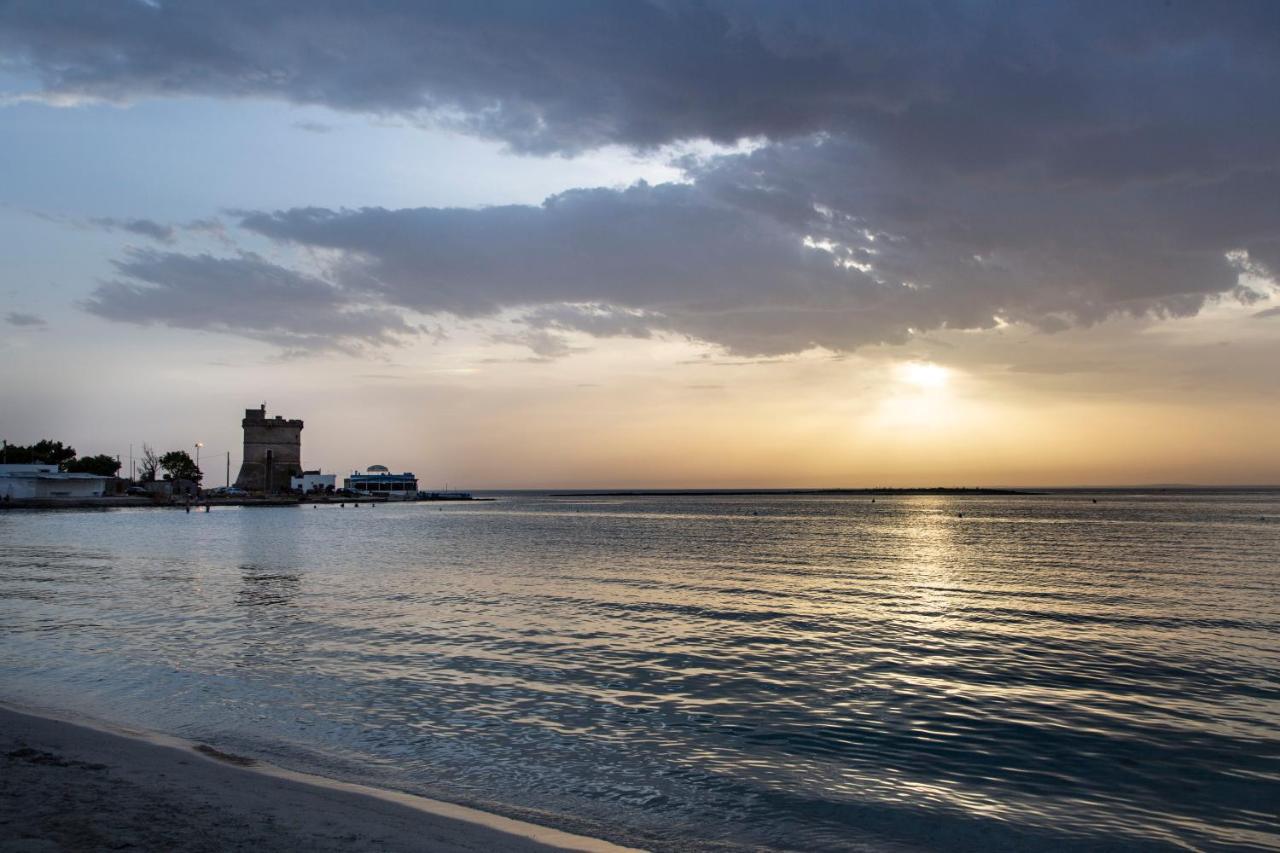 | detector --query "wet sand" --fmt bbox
[0,705,638,853]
